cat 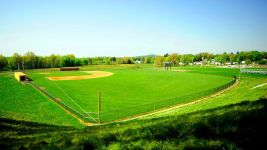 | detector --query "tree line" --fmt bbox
[0,50,266,71]
[154,51,267,66]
